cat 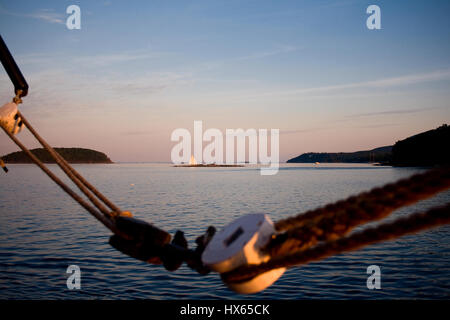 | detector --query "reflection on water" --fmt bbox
[0,163,449,299]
